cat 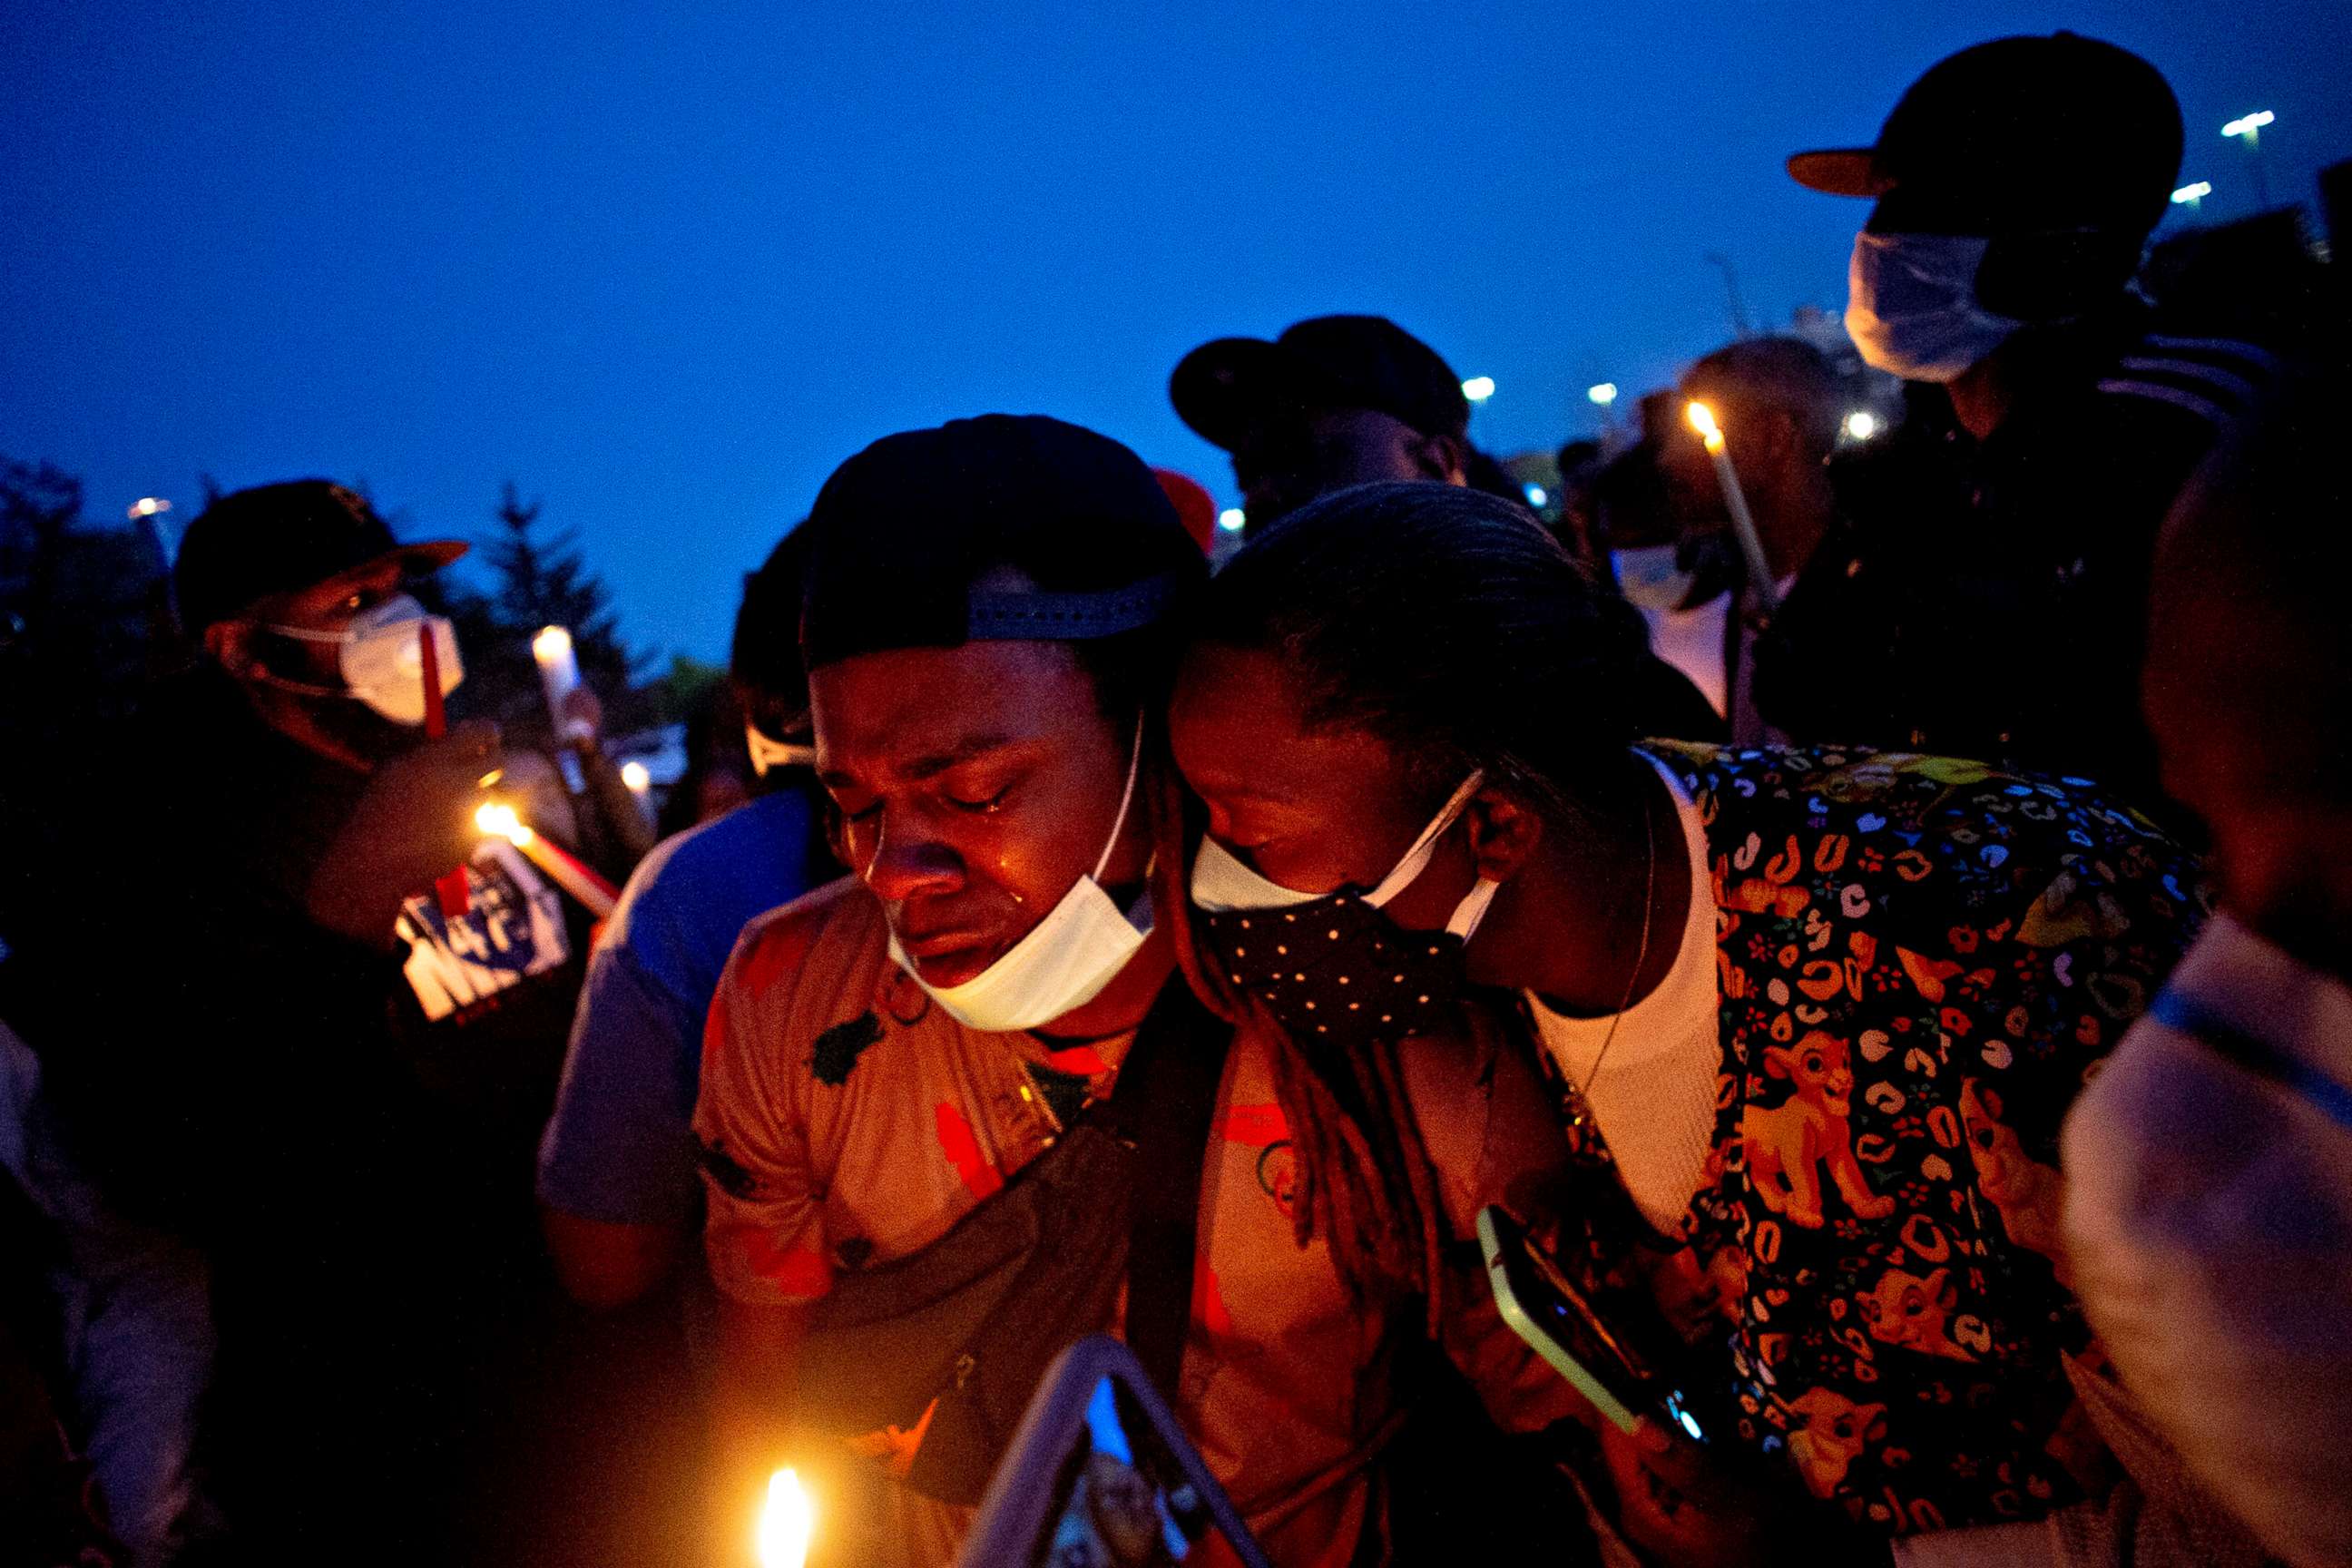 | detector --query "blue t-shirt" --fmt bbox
[537,789,818,1227]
